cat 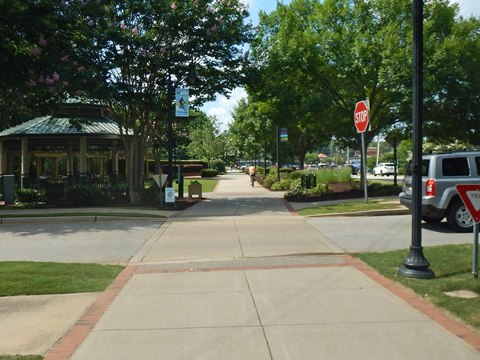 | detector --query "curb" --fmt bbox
[306,208,410,218]
[0,215,166,225]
